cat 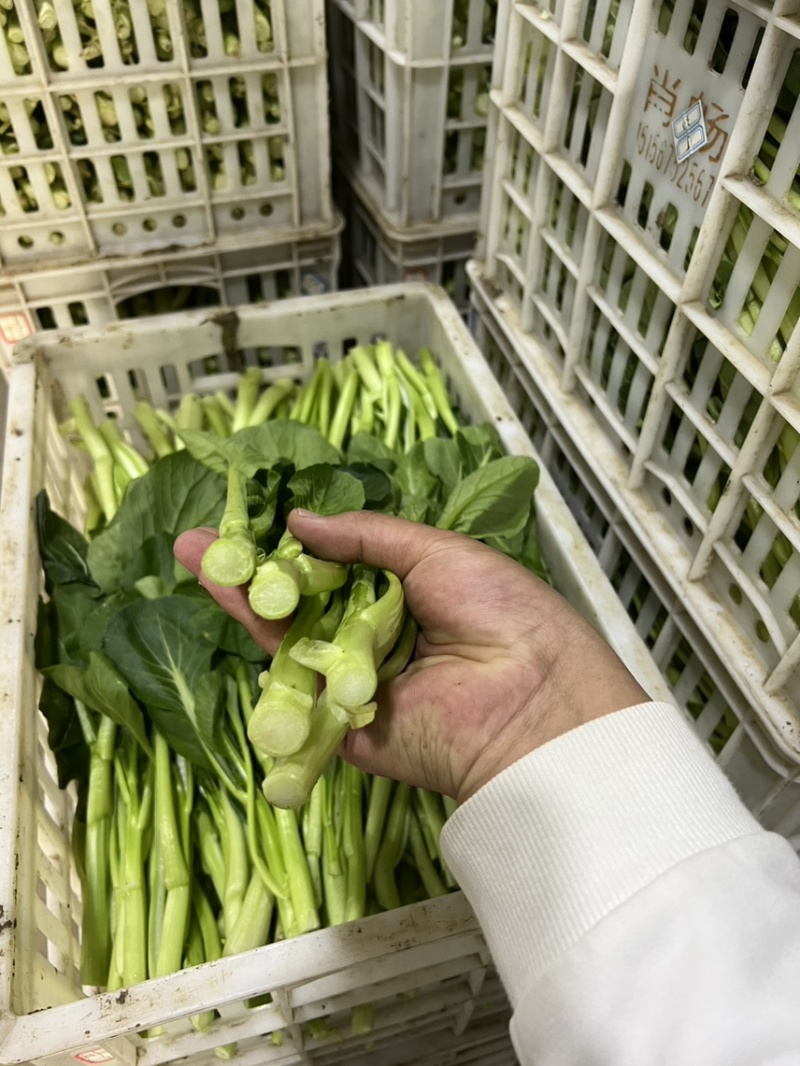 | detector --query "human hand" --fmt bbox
[175,511,648,803]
